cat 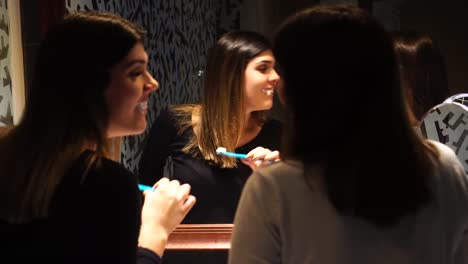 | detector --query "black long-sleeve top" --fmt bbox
[0,150,160,264]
